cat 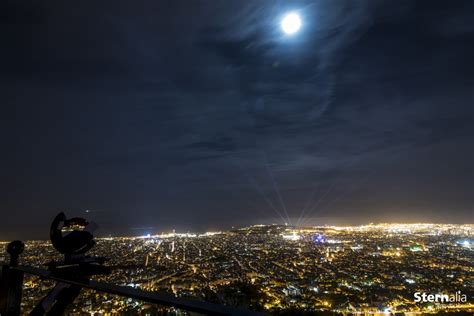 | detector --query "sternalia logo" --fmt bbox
[414,291,467,303]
